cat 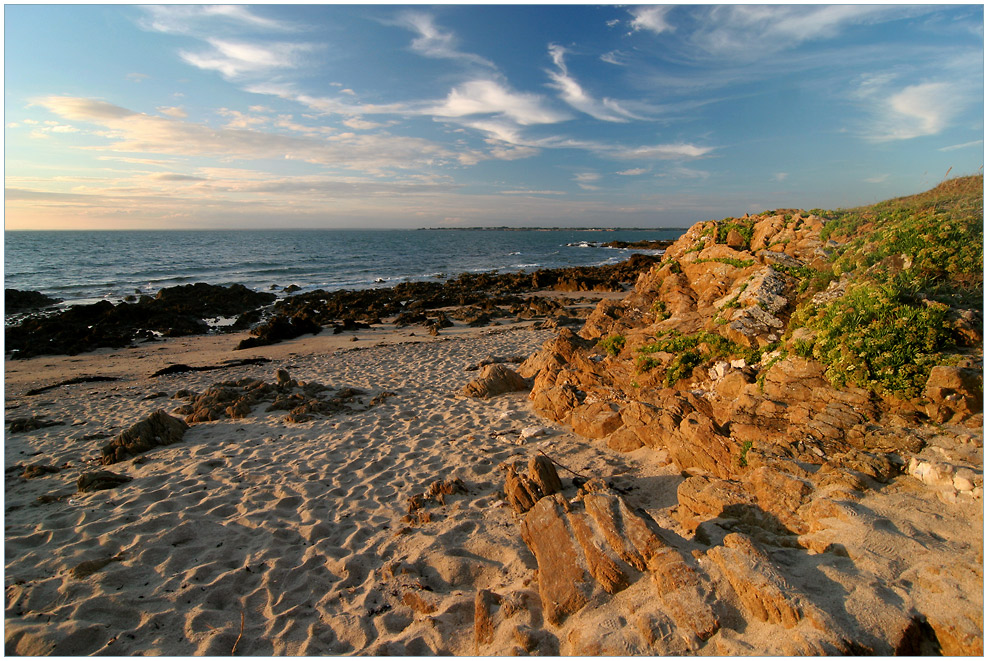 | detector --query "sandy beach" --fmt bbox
[5,316,679,655]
